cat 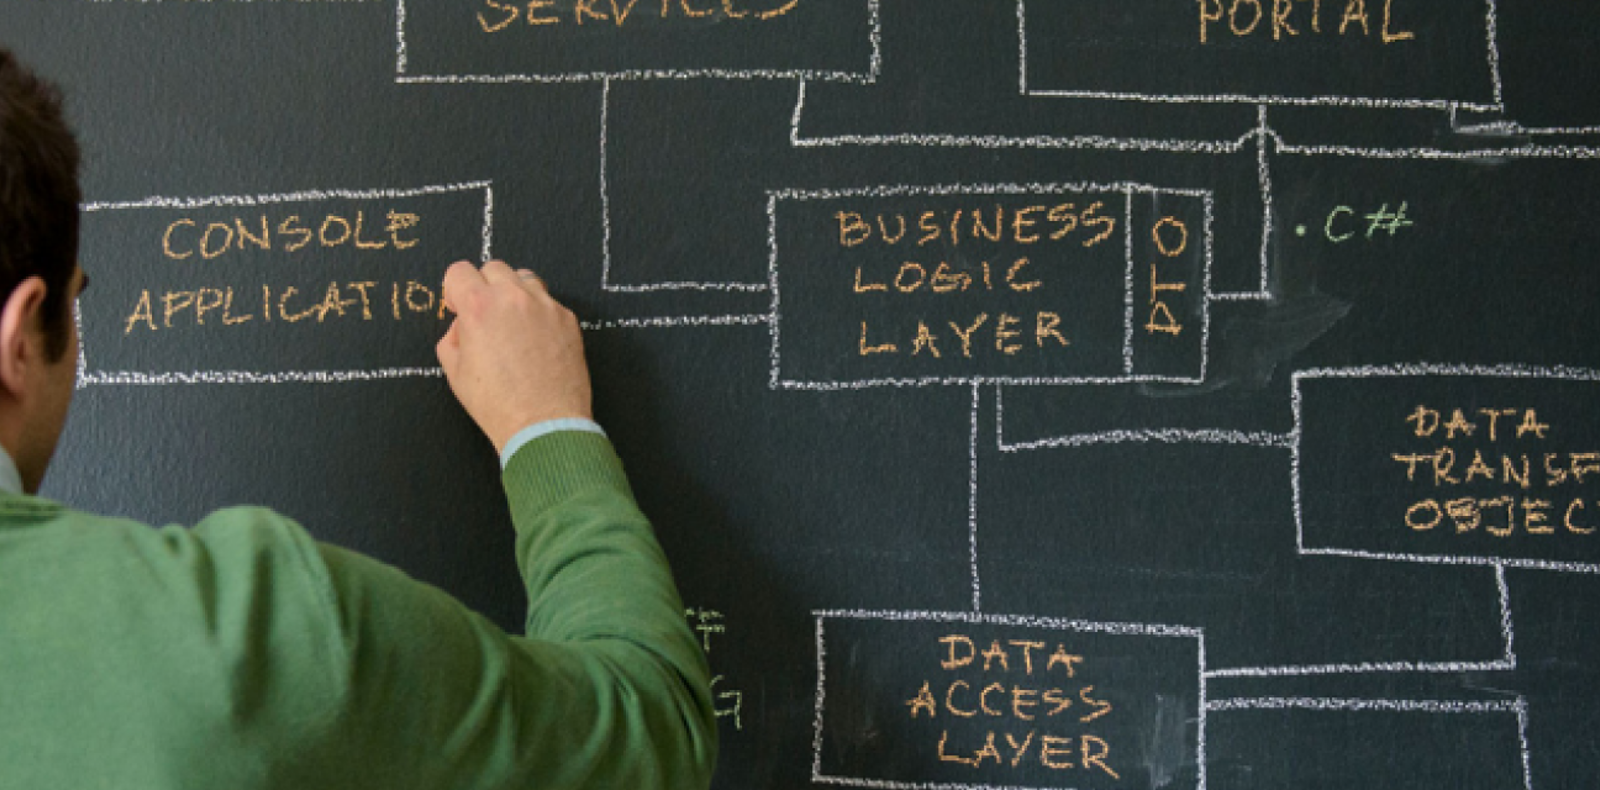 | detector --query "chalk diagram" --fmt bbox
[73,1,1600,787]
